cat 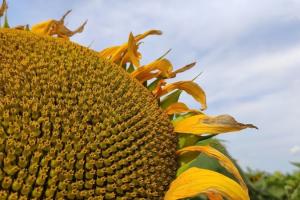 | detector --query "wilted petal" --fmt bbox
[164,168,249,200]
[173,114,257,135]
[31,20,56,35]
[165,102,201,115]
[131,58,173,82]
[177,145,248,192]
[156,81,207,110]
[0,0,8,18]
[168,62,196,78]
[31,10,87,39]
[14,25,30,31]
[135,29,162,41]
